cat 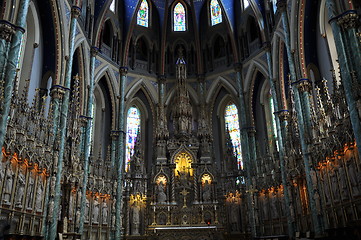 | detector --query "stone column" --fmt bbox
[265,44,295,236]
[336,11,361,84]
[325,0,361,157]
[0,21,15,85]
[234,63,256,237]
[115,67,128,240]
[156,75,168,164]
[0,0,30,149]
[79,46,98,234]
[48,5,81,240]
[278,0,324,236]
